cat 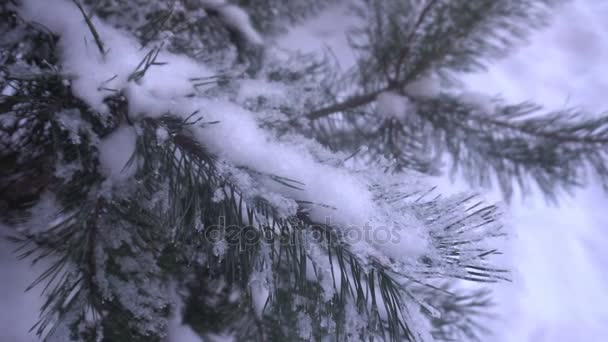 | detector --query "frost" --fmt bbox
[376,91,413,121]
[98,125,137,181]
